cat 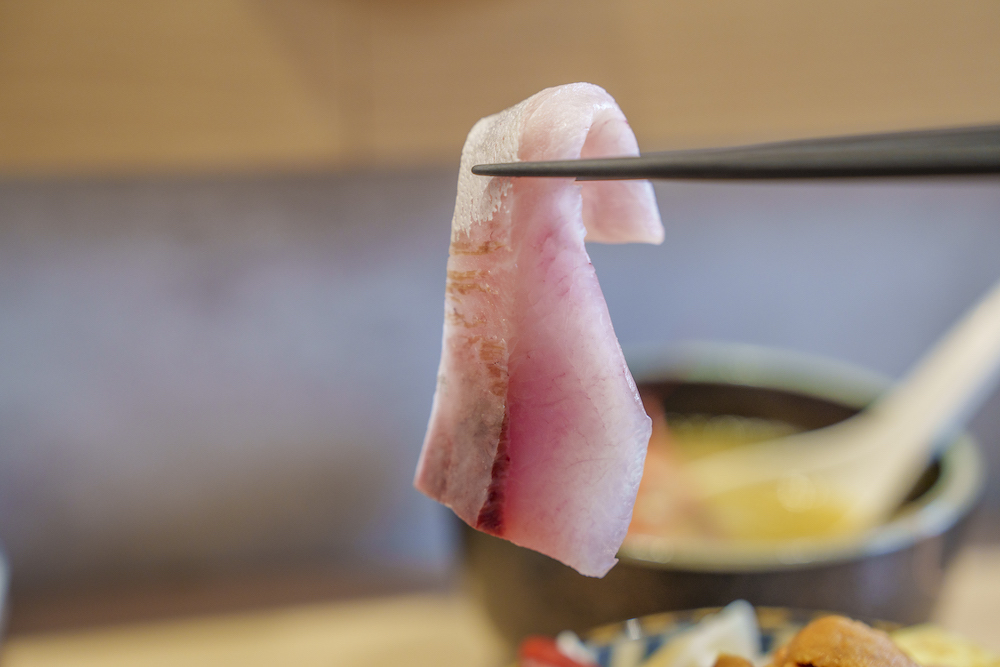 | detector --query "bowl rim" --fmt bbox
[618,340,985,572]
[583,603,900,647]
